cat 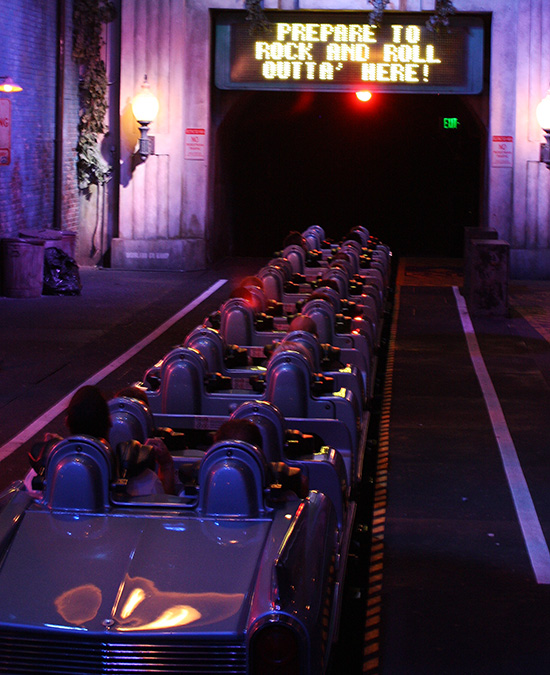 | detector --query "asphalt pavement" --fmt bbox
[2,256,550,675]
